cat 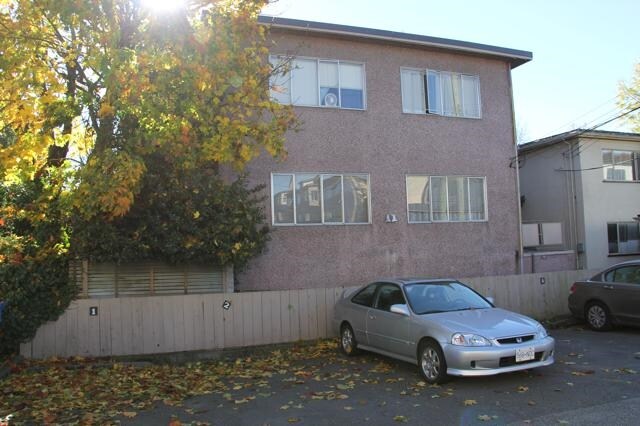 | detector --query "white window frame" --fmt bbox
[269,55,367,110]
[400,67,482,119]
[405,175,488,223]
[602,149,640,182]
[271,172,371,226]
